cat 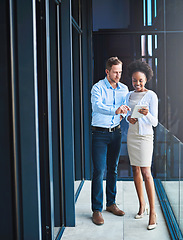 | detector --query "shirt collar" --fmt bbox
[104,77,120,89]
